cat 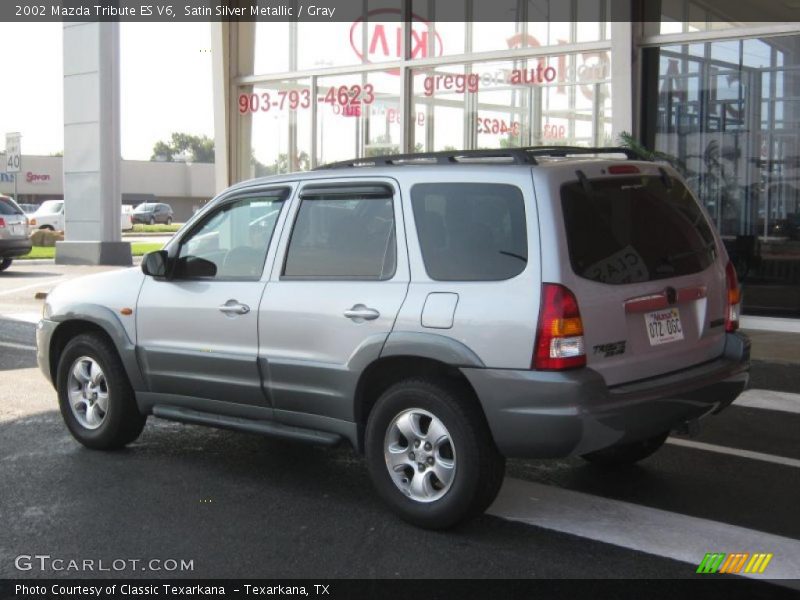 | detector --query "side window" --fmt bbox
[411,183,528,281]
[283,185,396,279]
[176,192,286,280]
